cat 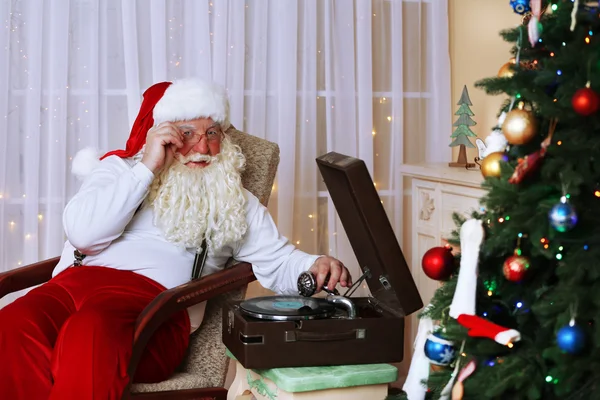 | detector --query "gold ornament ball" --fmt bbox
[501,109,538,145]
[497,62,515,78]
[481,152,507,178]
